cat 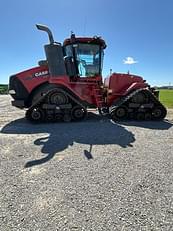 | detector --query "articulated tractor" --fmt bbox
[9,24,166,122]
